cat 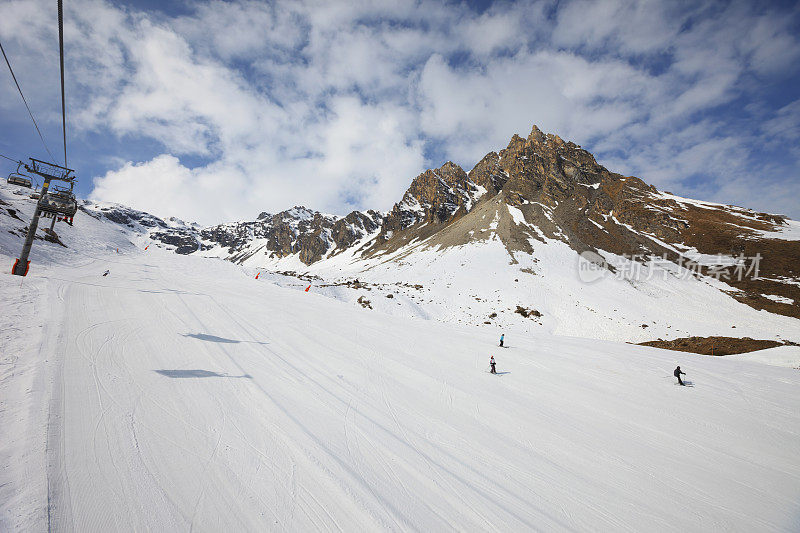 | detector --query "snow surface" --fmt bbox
[751,219,800,241]
[506,205,526,226]
[728,346,800,368]
[762,294,795,305]
[2,185,800,531]
[655,191,735,211]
